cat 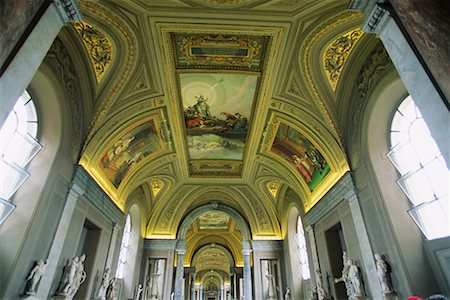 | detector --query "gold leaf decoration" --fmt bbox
[74,21,113,82]
[323,29,363,91]
[150,179,164,197]
[267,180,281,198]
